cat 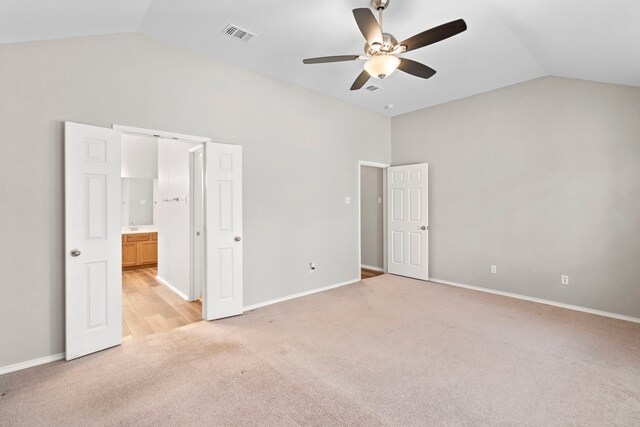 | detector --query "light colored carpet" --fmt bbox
[1,274,639,426]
